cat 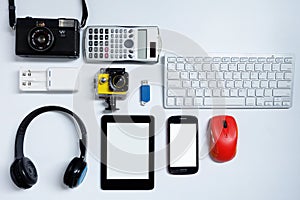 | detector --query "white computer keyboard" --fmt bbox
[164,54,295,109]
